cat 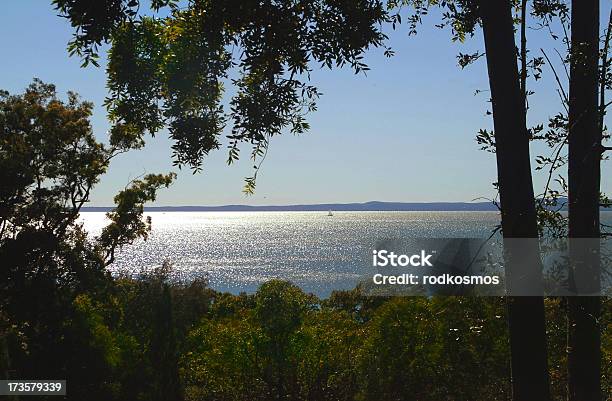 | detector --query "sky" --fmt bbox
[1,1,611,206]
